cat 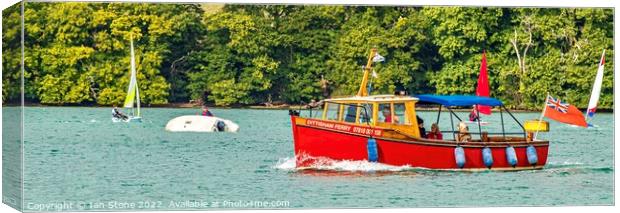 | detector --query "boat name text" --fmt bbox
[306,120,382,136]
